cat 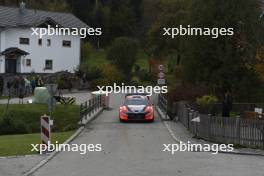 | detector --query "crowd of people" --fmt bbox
[6,76,44,103]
